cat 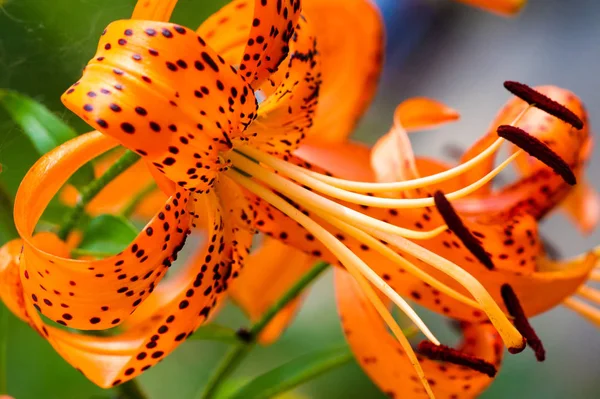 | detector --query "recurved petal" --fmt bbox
[371,98,459,189]
[62,20,257,193]
[14,131,190,331]
[302,0,384,144]
[11,131,253,387]
[459,86,589,211]
[198,0,383,145]
[335,268,502,399]
[454,0,526,16]
[229,238,316,344]
[239,0,302,86]
[0,239,28,322]
[395,98,460,132]
[559,179,600,234]
[246,15,321,153]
